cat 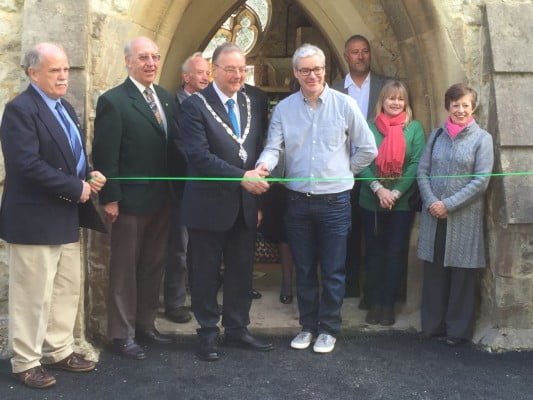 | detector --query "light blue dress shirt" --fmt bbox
[31,83,87,178]
[257,84,377,195]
